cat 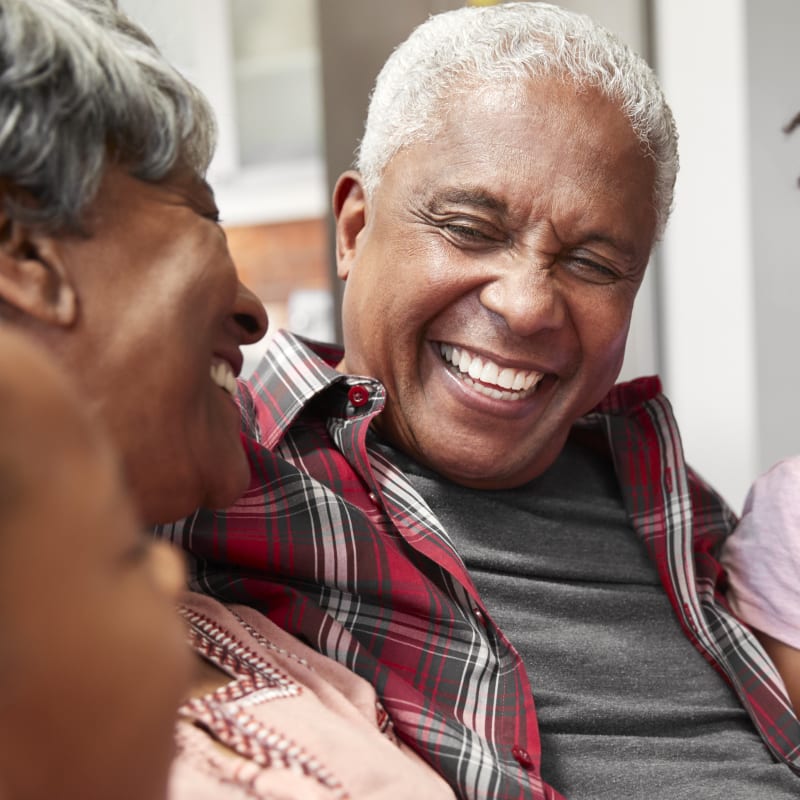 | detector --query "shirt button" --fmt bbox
[348,385,369,407]
[473,606,486,626]
[512,745,535,771]
[368,491,380,507]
